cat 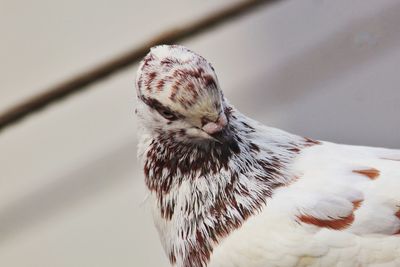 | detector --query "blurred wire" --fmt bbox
[0,0,283,132]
